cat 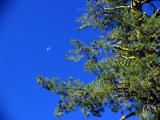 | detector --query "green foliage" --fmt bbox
[37,0,160,119]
